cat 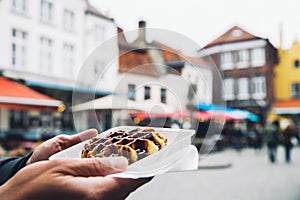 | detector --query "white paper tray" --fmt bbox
[50,126,197,178]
